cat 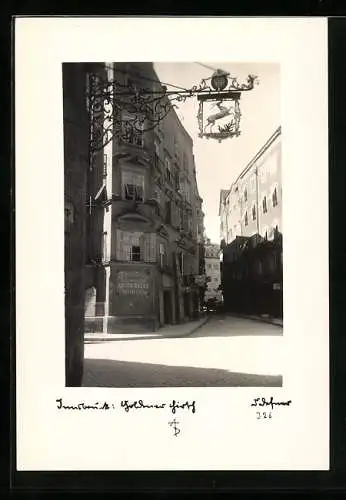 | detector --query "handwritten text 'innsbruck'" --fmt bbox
[56,398,196,414]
